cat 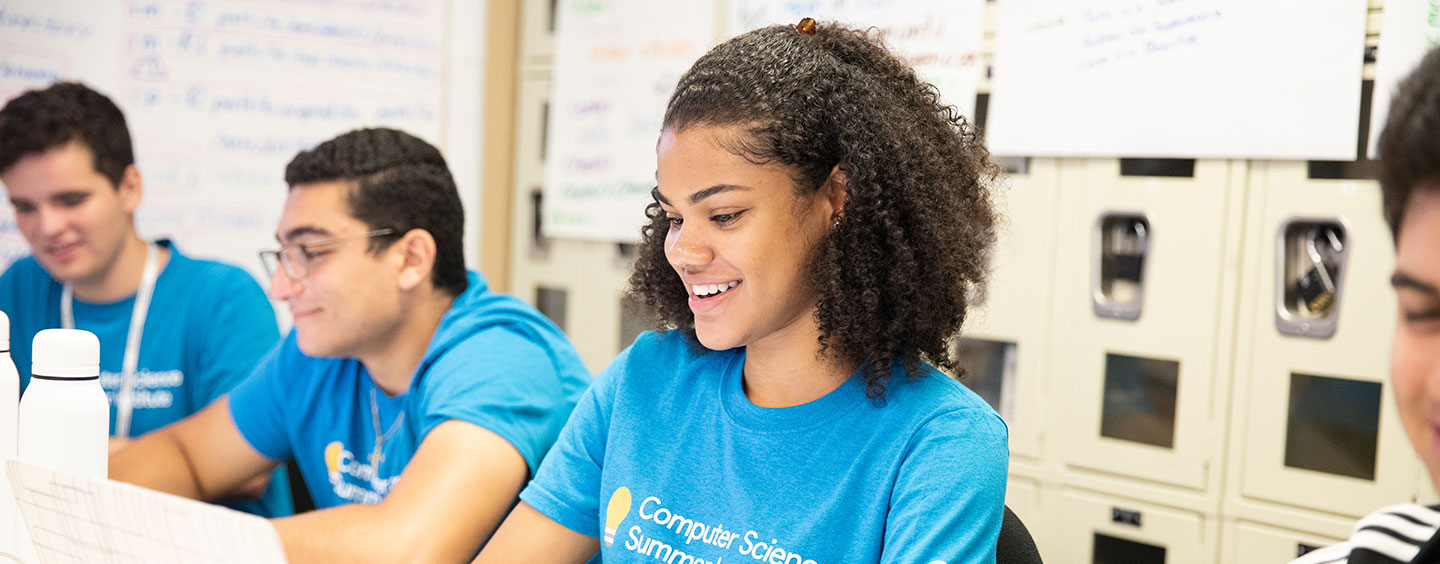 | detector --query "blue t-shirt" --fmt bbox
[0,240,291,518]
[522,331,1010,564]
[229,271,591,509]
